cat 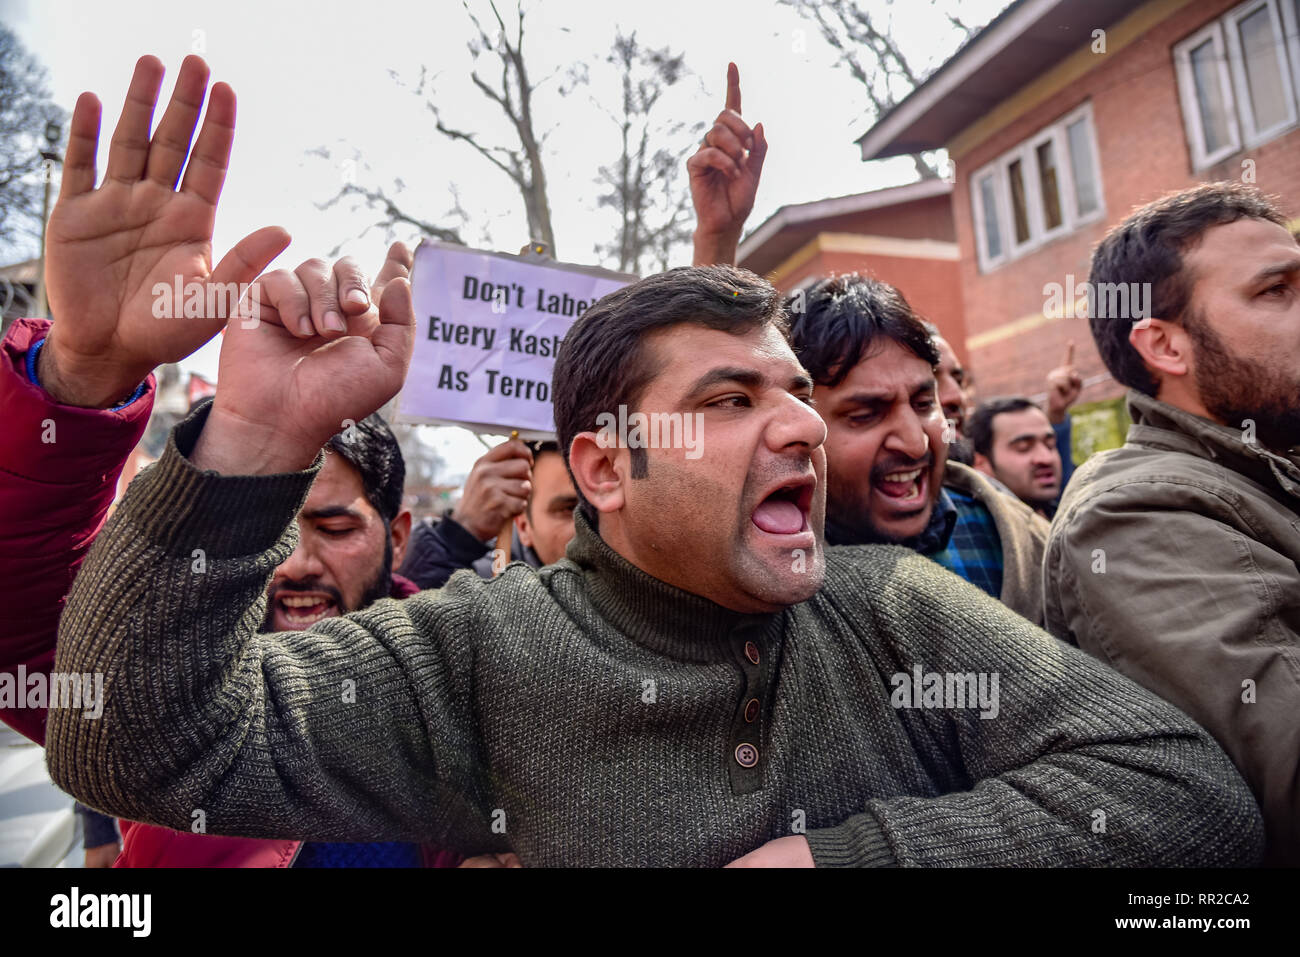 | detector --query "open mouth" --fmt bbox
[751,478,815,537]
[1033,468,1058,487]
[875,466,928,507]
[274,593,339,628]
